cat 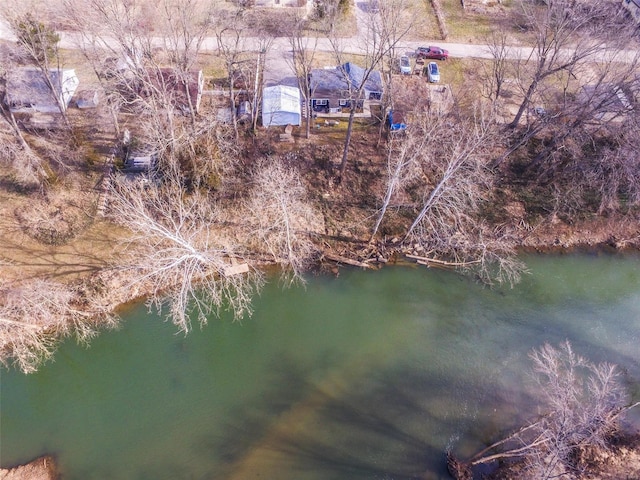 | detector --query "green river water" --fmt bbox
[1,254,640,479]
